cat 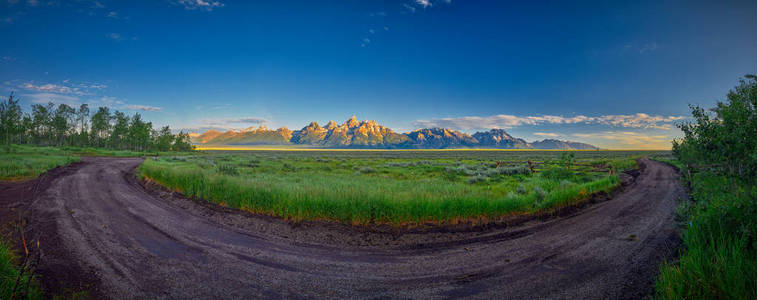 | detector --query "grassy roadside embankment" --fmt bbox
[654,165,757,298]
[654,75,757,299]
